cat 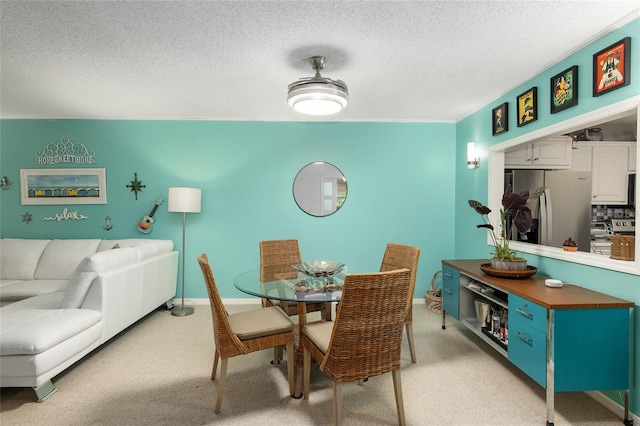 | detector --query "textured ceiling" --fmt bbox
[1,1,639,122]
